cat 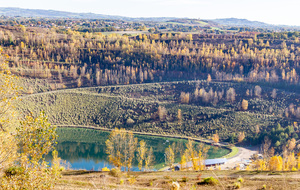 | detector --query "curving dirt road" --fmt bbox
[221,146,259,170]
